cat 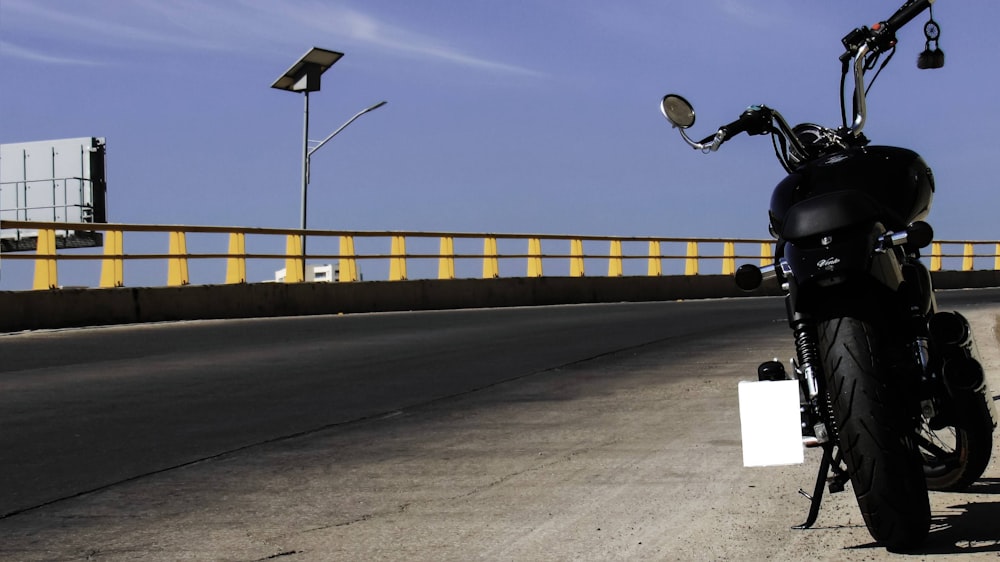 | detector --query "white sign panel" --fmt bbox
[1,137,107,250]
